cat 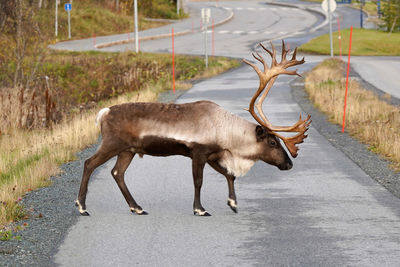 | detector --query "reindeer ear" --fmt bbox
[255,125,268,141]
